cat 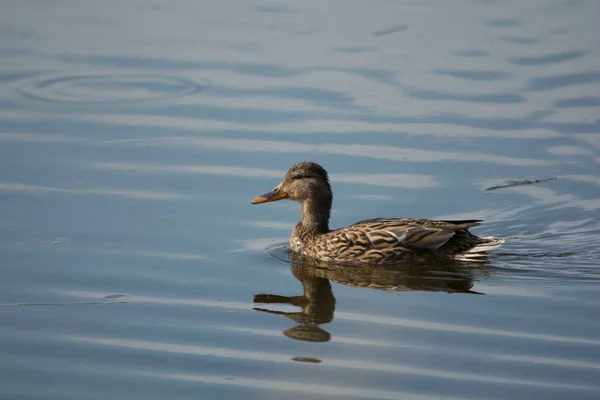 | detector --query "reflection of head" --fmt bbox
[284,325,331,343]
